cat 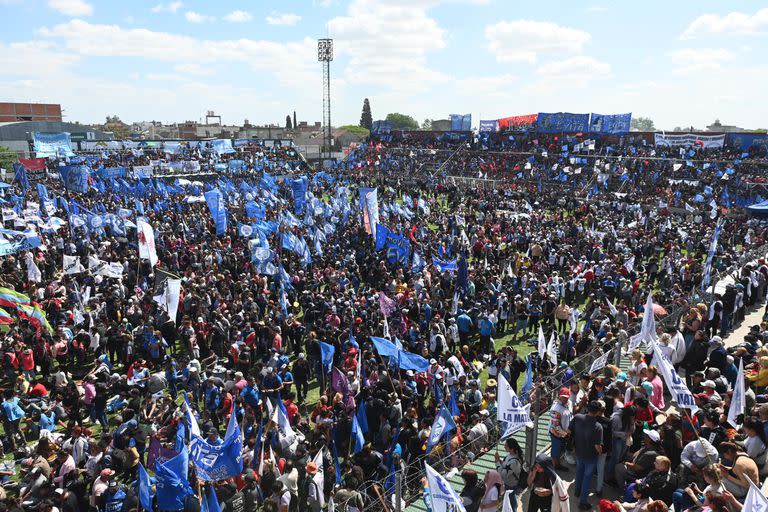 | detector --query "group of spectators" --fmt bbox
[0,132,765,512]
